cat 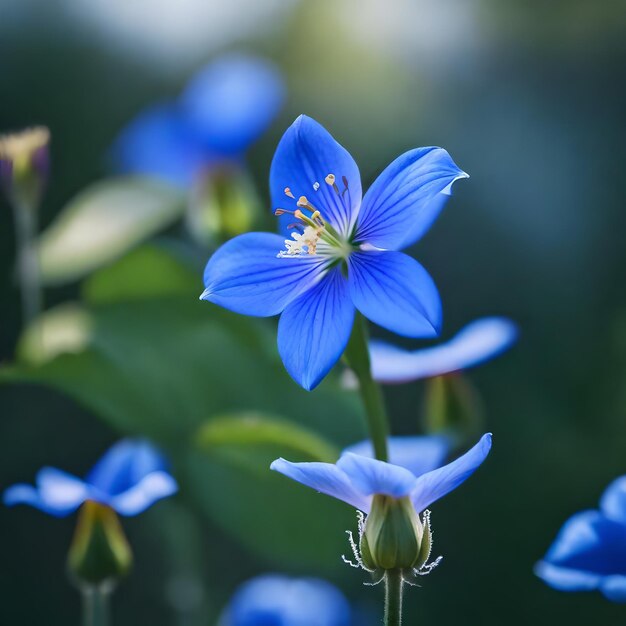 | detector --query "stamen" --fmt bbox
[284,187,295,198]
[296,195,309,208]
[325,173,341,196]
